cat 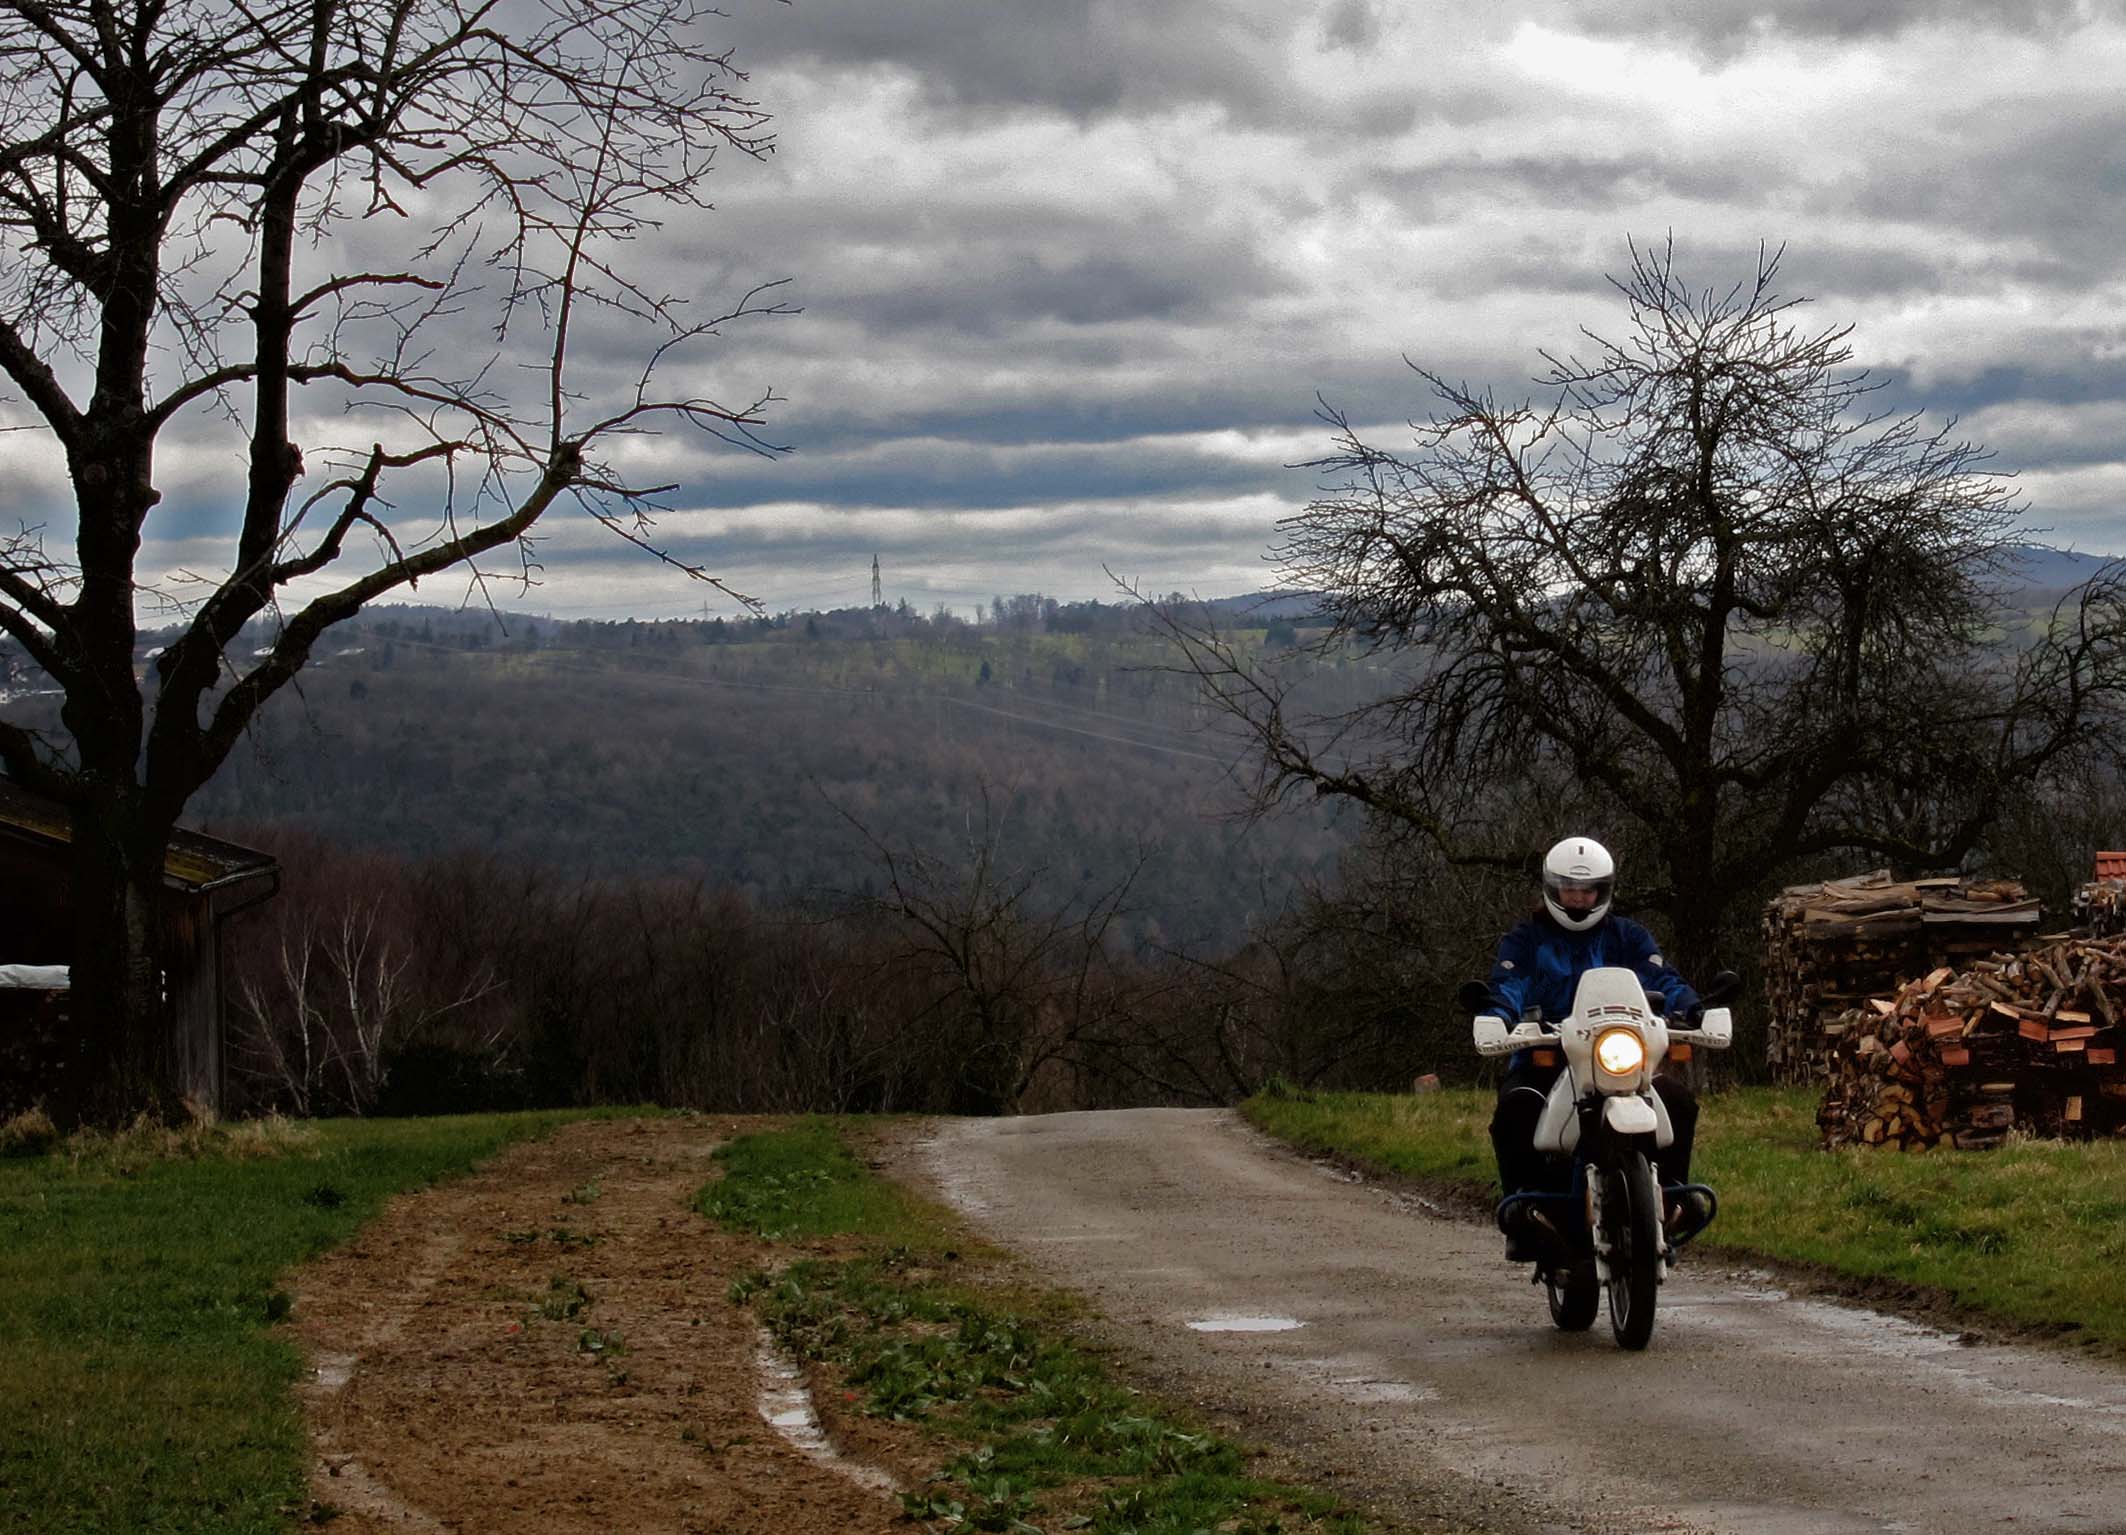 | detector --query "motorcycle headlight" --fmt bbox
[1594,1027,1646,1076]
